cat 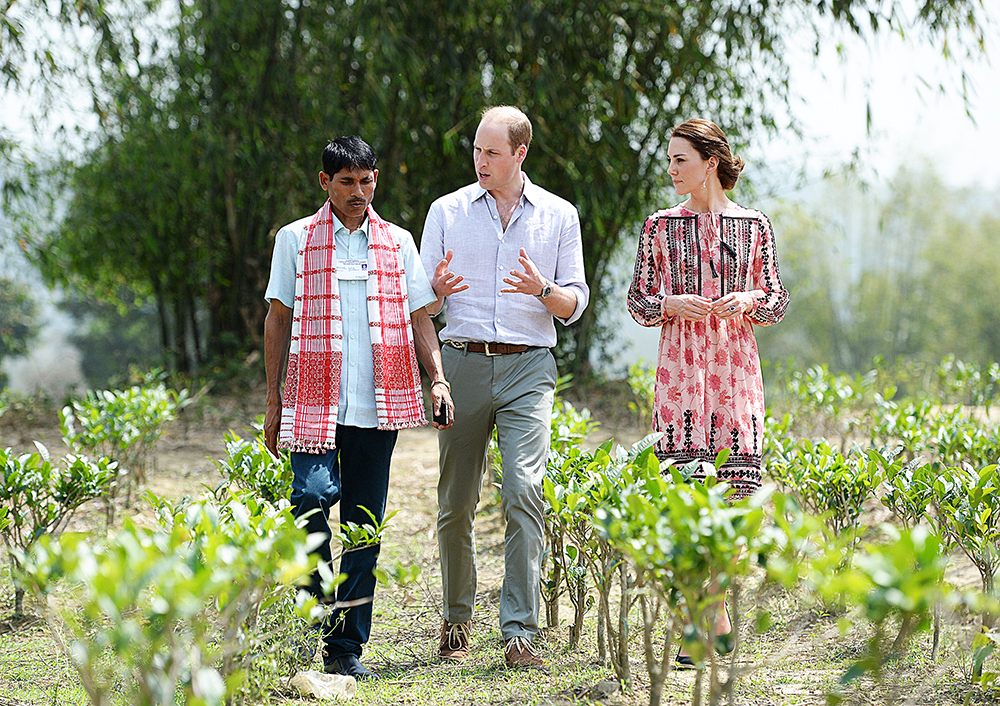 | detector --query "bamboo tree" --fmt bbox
[10,0,993,375]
